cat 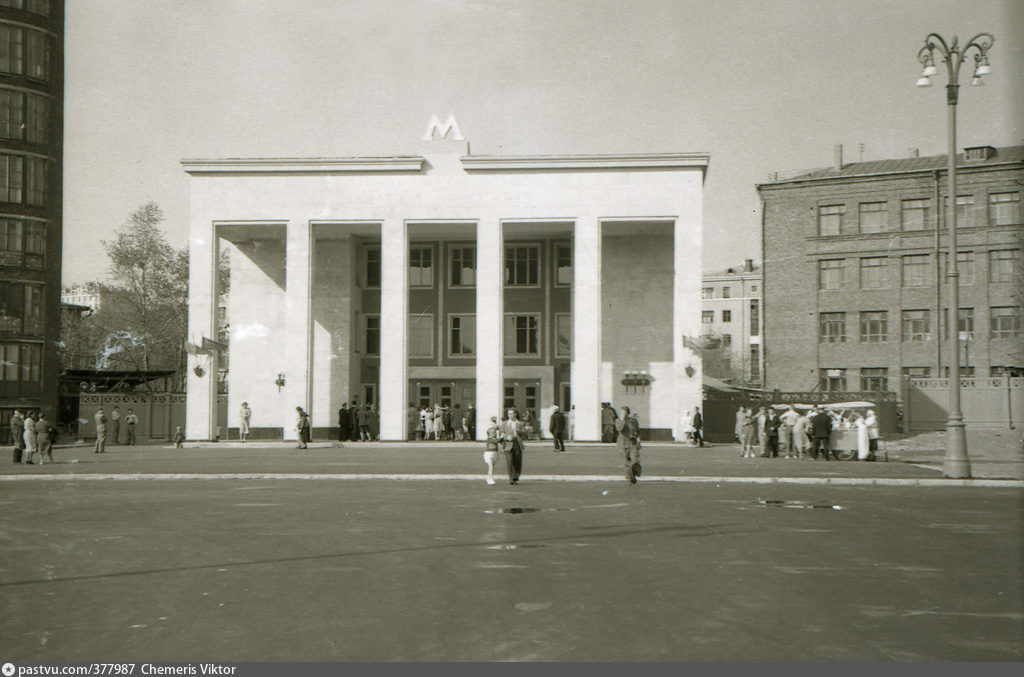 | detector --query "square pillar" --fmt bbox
[186,222,218,440]
[572,215,602,442]
[284,220,313,439]
[379,218,408,440]
[475,218,503,439]
[674,195,703,439]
